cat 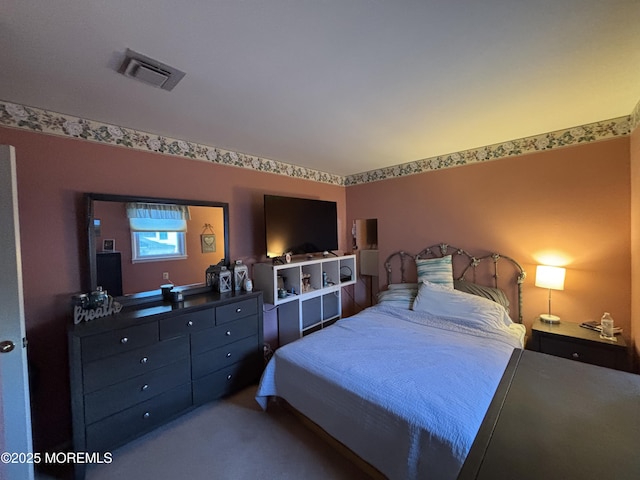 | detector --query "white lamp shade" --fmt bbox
[535,265,566,291]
